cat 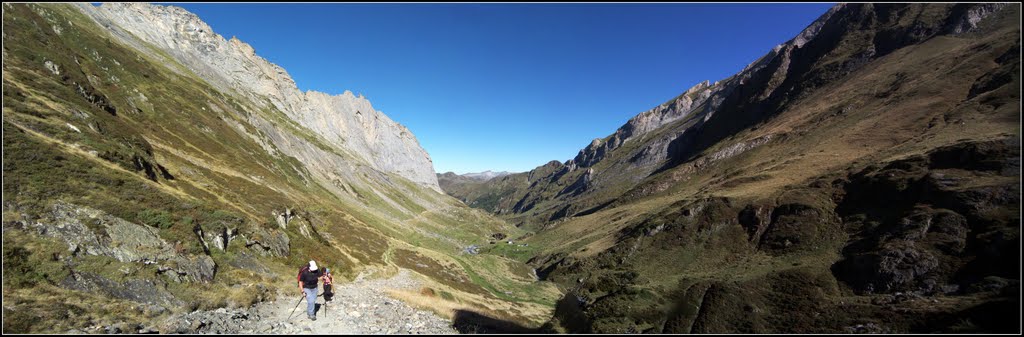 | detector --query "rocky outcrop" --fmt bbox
[832,139,1021,295]
[947,3,1008,35]
[26,202,218,283]
[31,202,176,263]
[75,3,440,191]
[61,271,183,308]
[158,255,218,283]
[272,208,294,230]
[241,226,290,257]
